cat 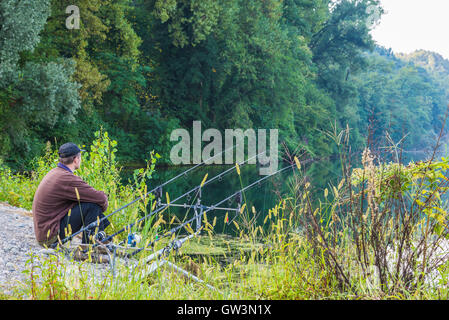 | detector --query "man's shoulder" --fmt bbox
[39,167,59,181]
[42,167,81,183]
[45,166,70,178]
